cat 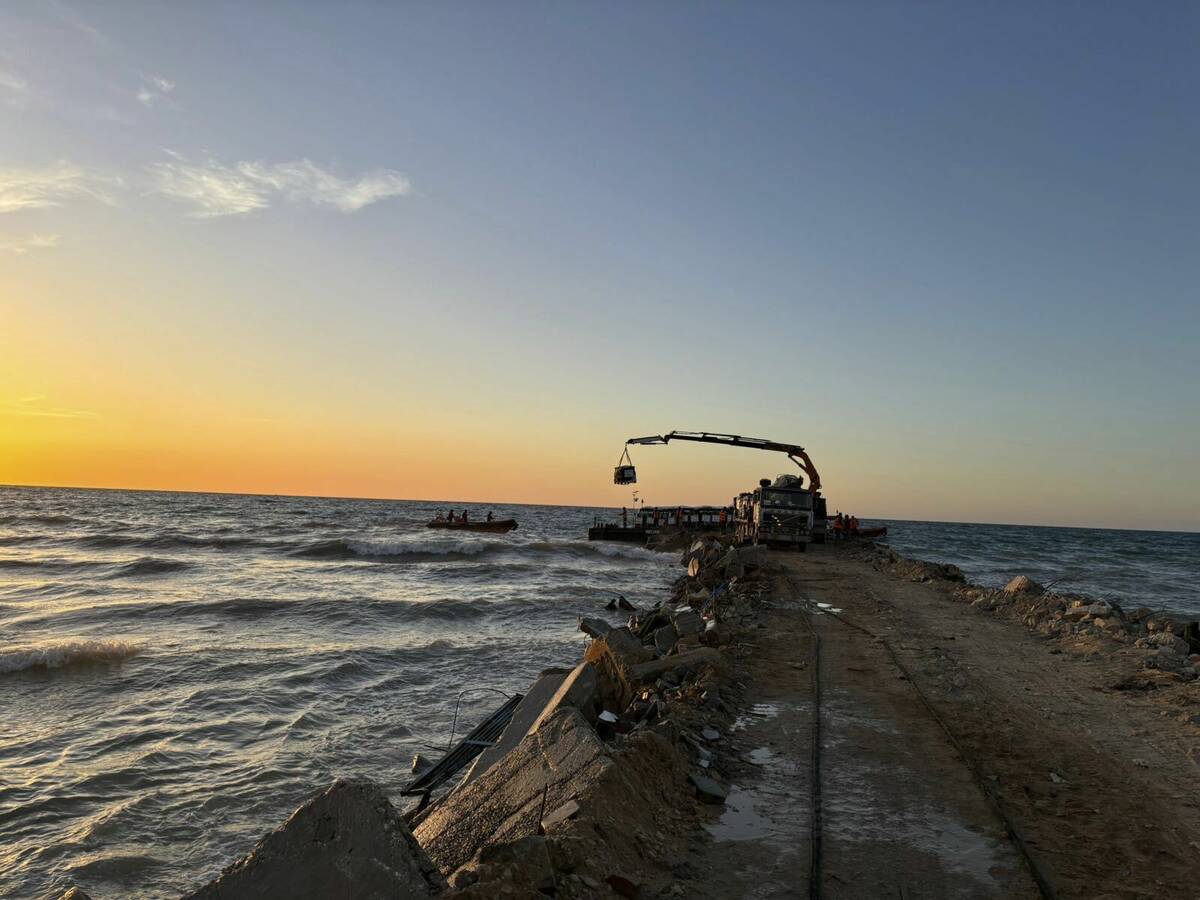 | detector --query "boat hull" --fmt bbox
[427,519,518,534]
